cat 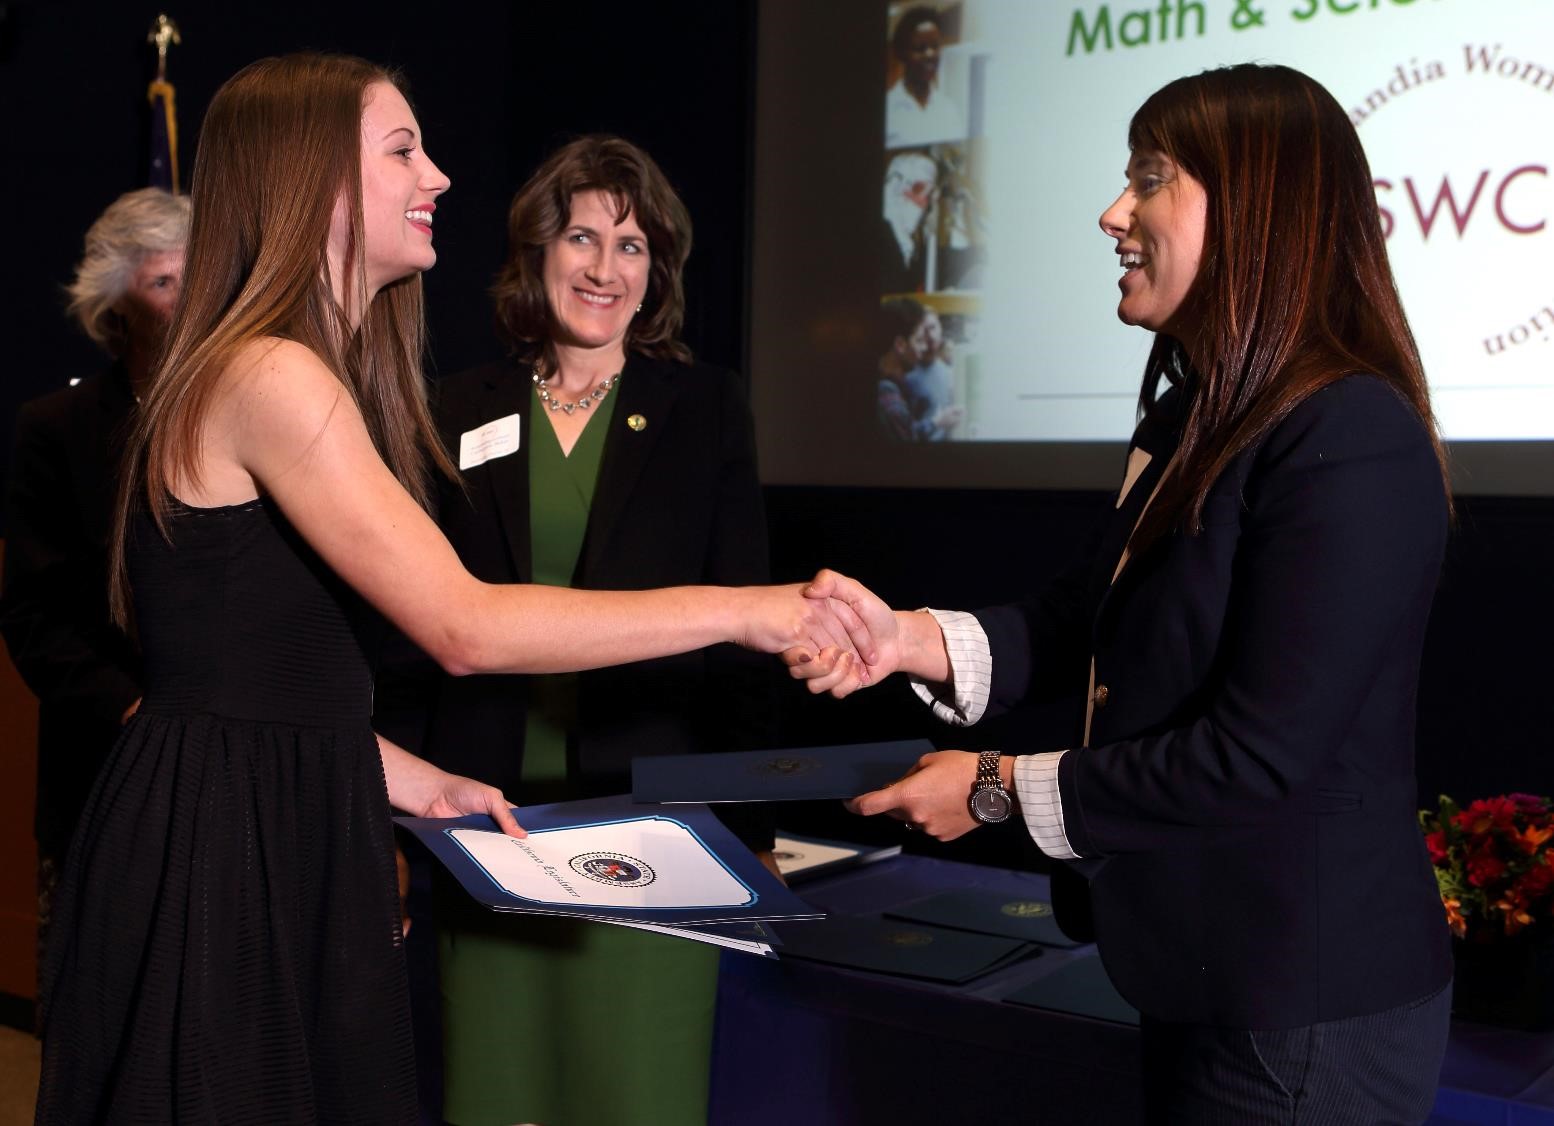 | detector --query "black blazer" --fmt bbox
[976,375,1453,1029]
[1,365,142,857]
[378,353,774,831]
